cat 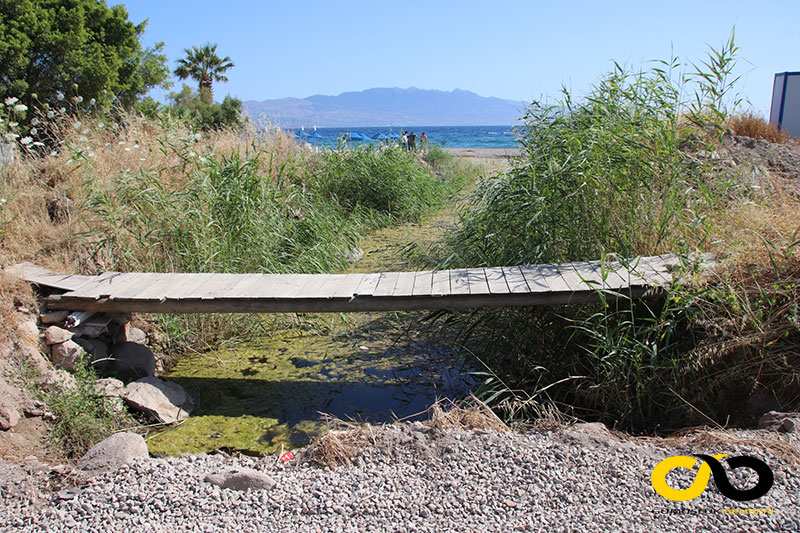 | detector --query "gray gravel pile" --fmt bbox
[1,423,797,532]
